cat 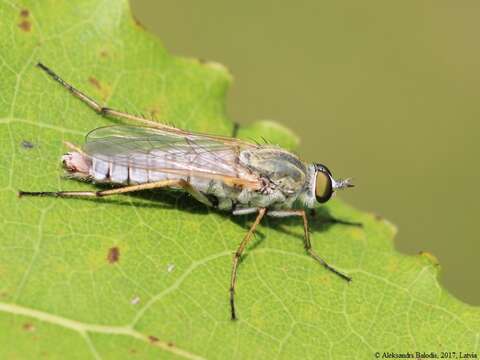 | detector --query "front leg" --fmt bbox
[268,209,351,282]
